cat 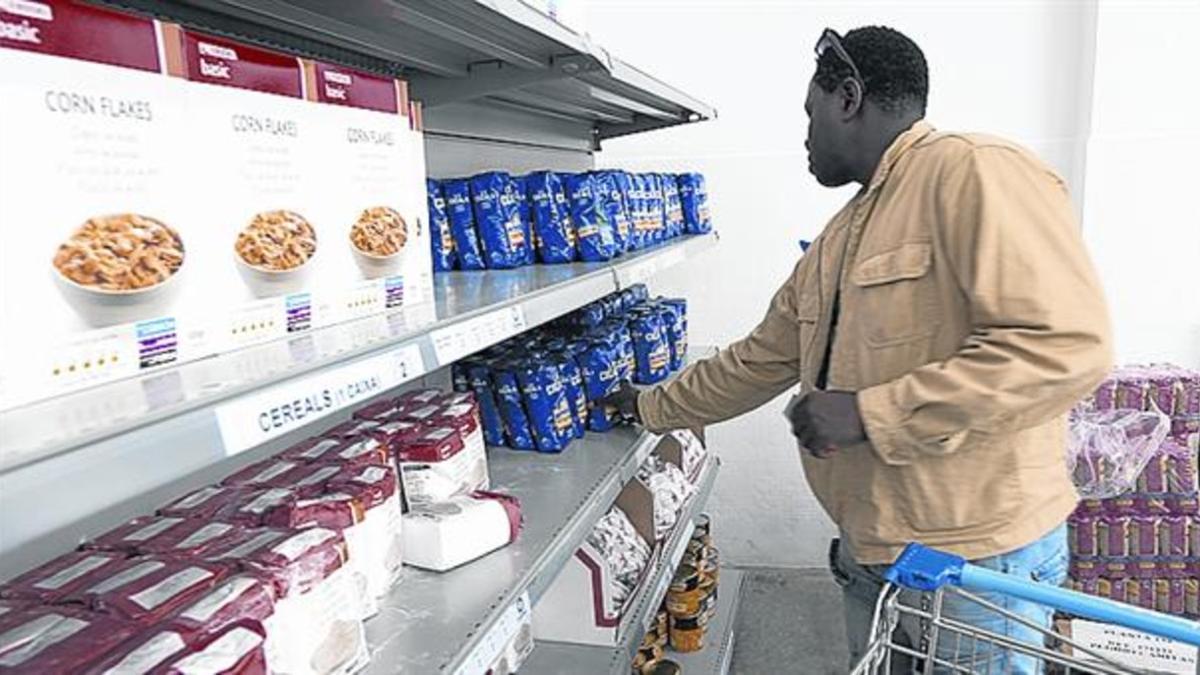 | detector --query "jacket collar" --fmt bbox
[864,120,935,195]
